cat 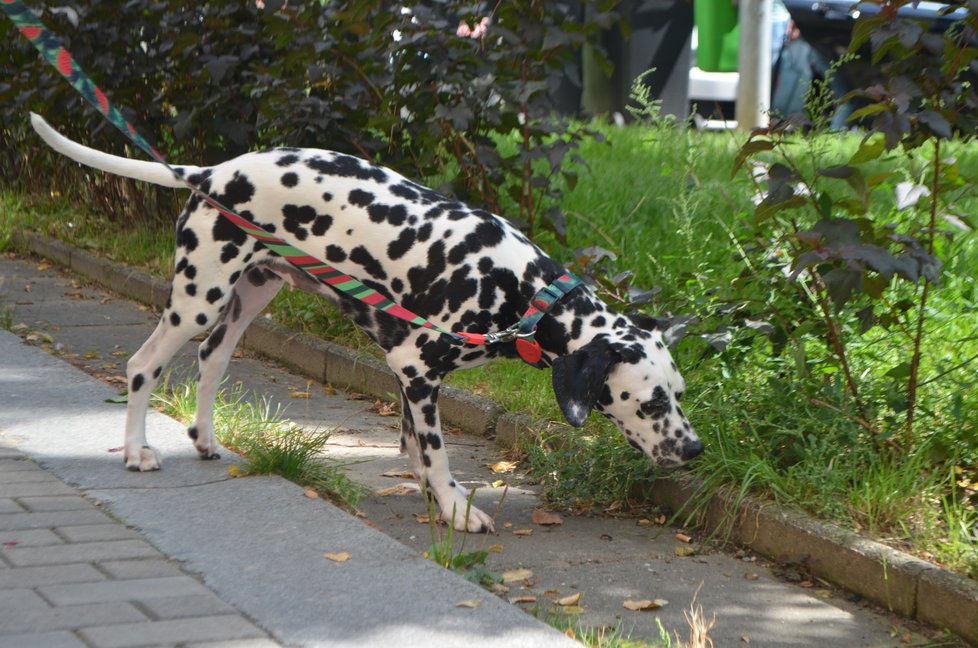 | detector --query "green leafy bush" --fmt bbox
[1,0,616,238]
